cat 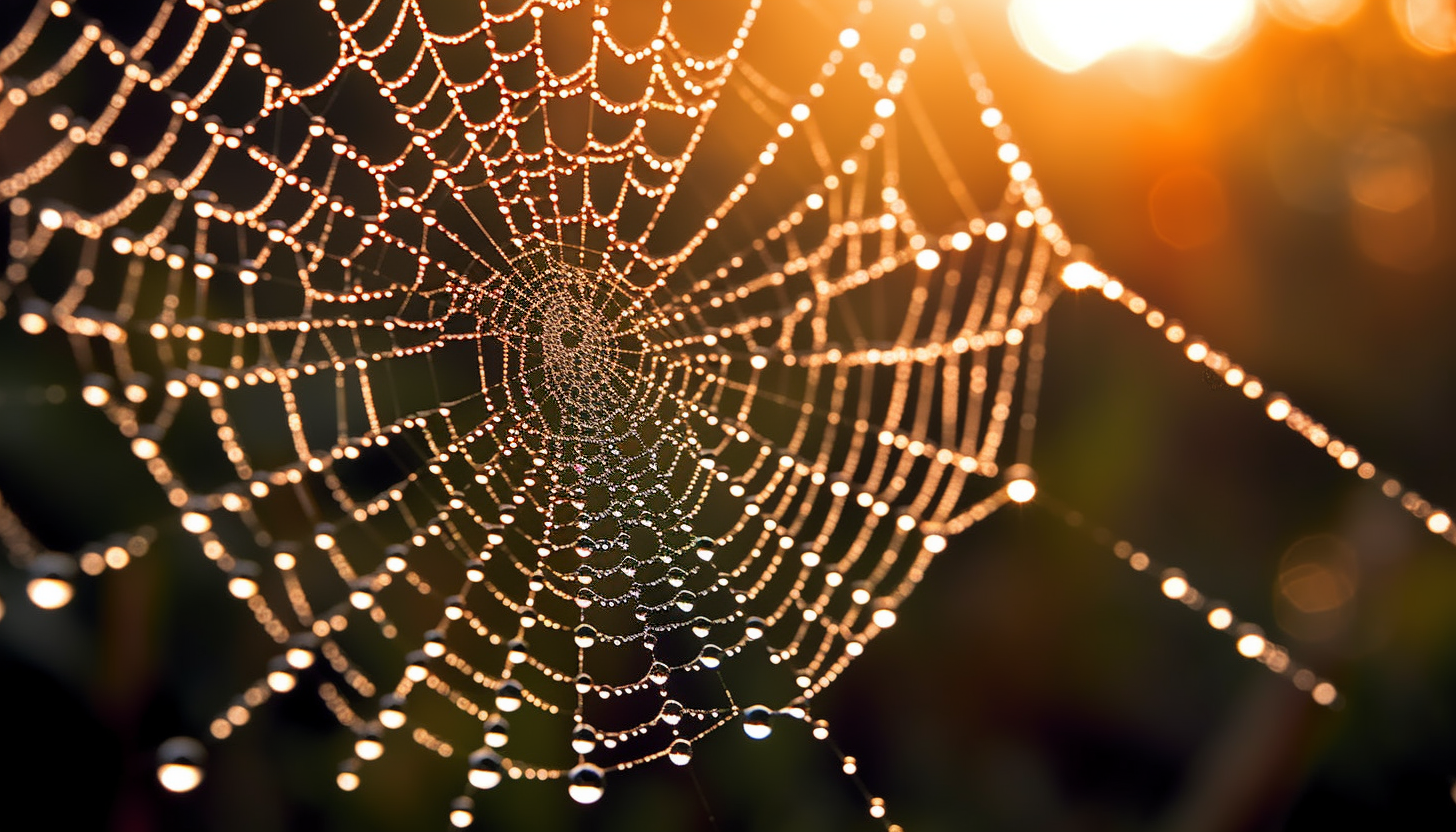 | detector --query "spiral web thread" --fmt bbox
[0,0,1452,826]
